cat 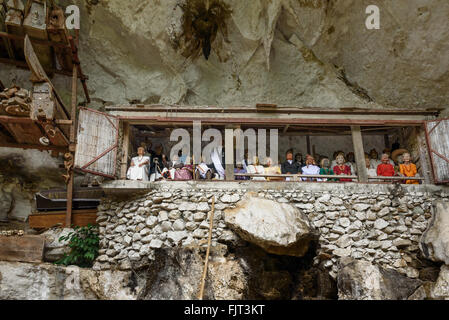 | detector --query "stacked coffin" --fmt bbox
[1,1,74,73]
[0,85,32,117]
